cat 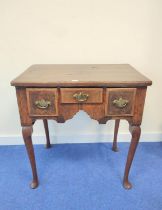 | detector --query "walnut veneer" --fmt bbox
[11,64,152,189]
